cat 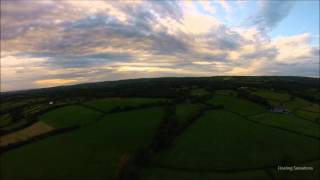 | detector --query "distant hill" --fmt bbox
[1,76,319,103]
